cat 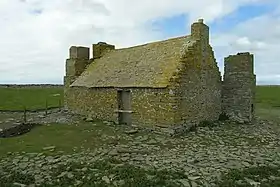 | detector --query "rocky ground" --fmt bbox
[0,110,280,186]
